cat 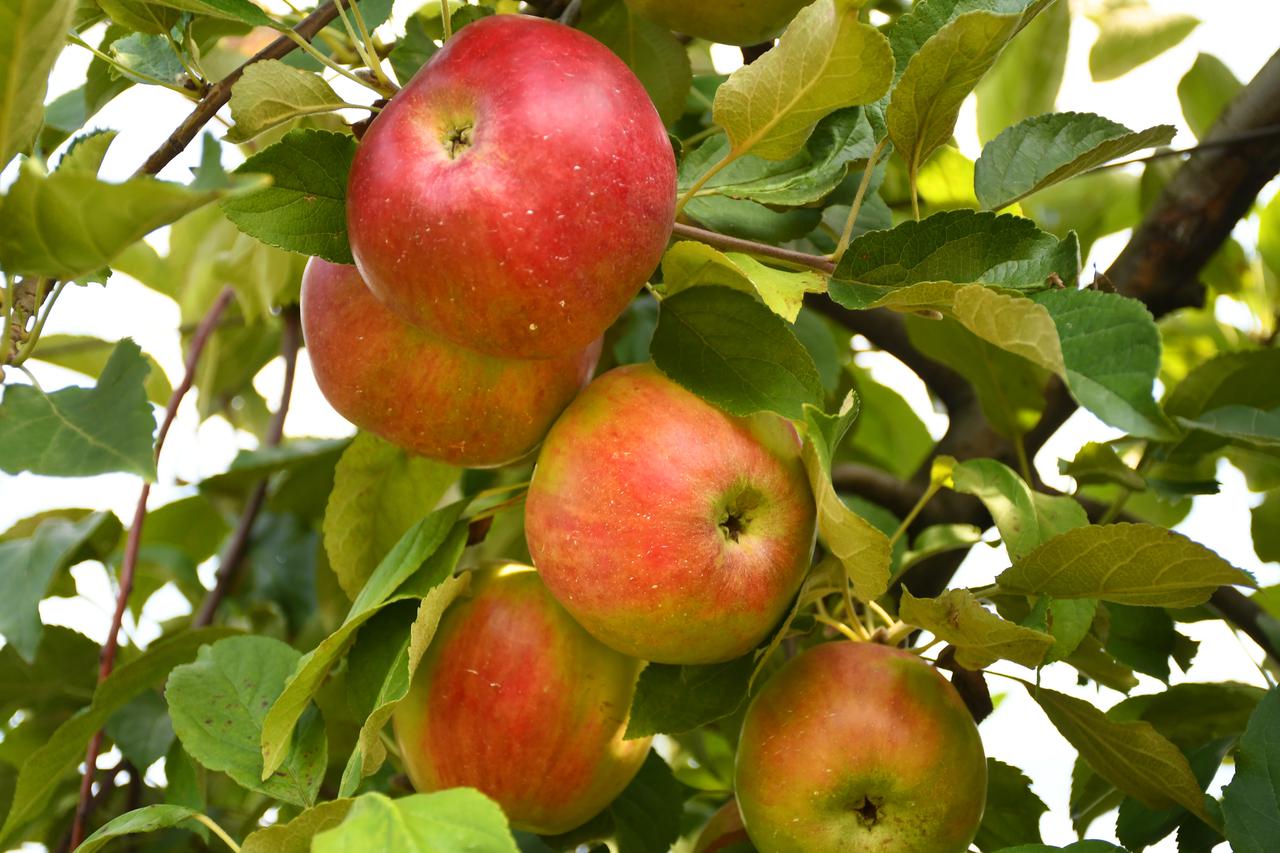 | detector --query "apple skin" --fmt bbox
[347,14,676,360]
[300,259,599,468]
[392,564,651,835]
[735,641,987,853]
[524,364,817,665]
[694,800,757,853]
[624,0,811,46]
